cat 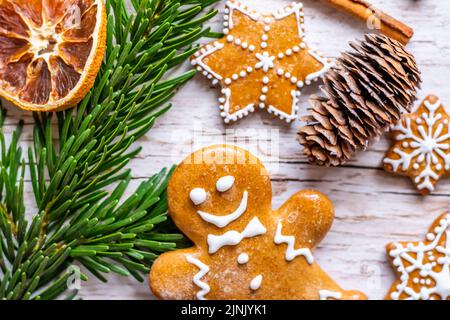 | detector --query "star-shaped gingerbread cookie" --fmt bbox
[191,1,332,124]
[149,145,366,300]
[386,212,450,300]
[384,95,450,195]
